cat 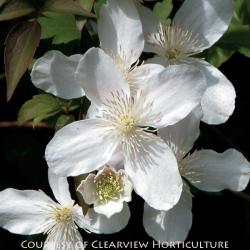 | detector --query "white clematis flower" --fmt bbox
[143,108,250,242]
[45,47,206,210]
[0,170,131,250]
[98,0,164,93]
[77,165,133,218]
[31,50,85,99]
[137,0,236,124]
